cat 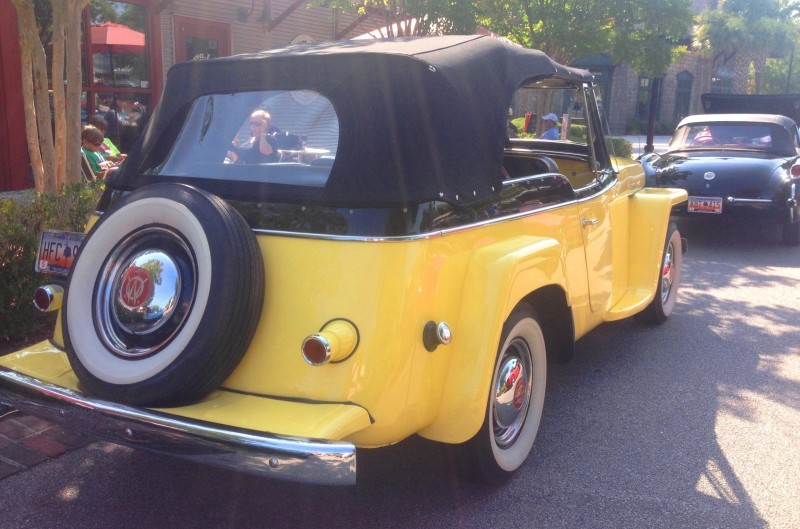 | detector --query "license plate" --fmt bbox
[687,196,723,214]
[35,230,85,276]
